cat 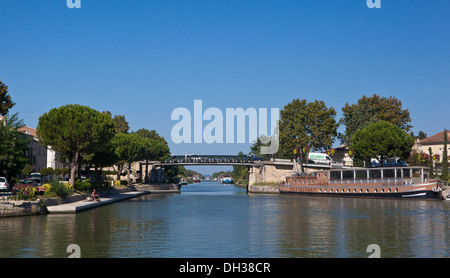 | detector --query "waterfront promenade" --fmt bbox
[46,184,180,214]
[46,191,147,214]
[0,184,180,217]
